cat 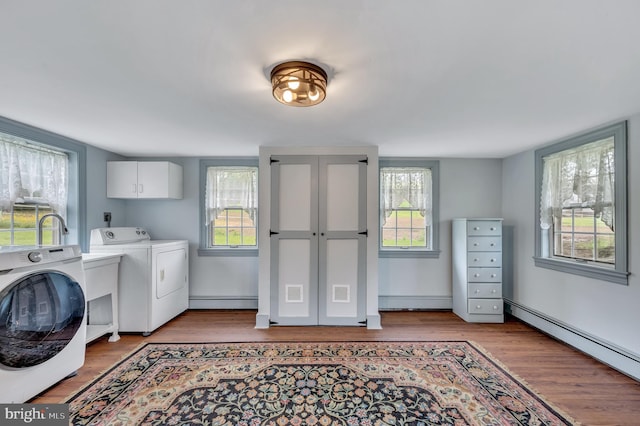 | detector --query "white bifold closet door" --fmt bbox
[270,155,367,326]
